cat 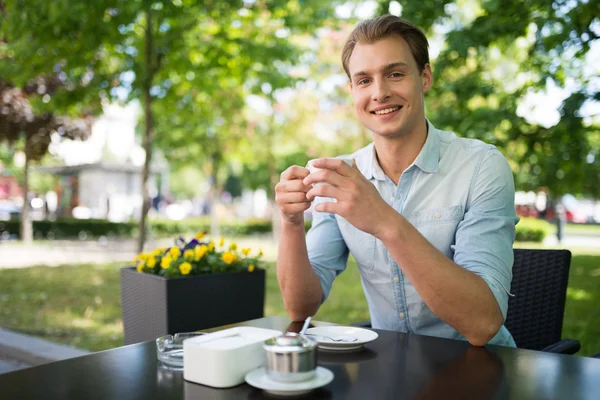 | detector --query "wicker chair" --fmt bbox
[353,248,580,354]
[505,249,579,354]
